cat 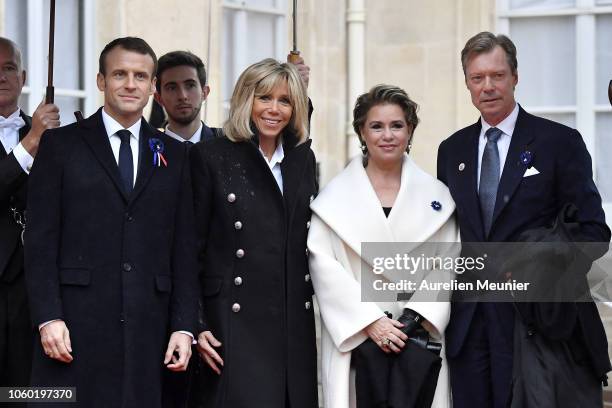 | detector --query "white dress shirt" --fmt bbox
[101,108,141,186]
[259,141,284,193]
[476,103,519,189]
[0,108,33,174]
[165,122,203,144]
